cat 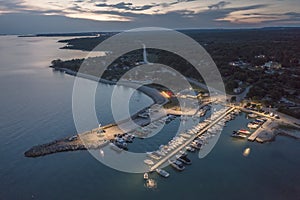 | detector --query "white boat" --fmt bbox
[109,143,123,152]
[156,168,170,178]
[180,133,191,138]
[238,129,251,135]
[146,152,161,160]
[144,173,149,180]
[144,159,154,165]
[186,146,195,152]
[231,132,247,139]
[248,113,258,118]
[247,123,259,129]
